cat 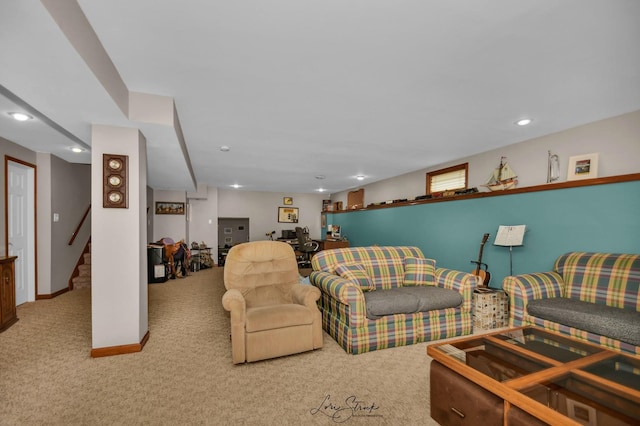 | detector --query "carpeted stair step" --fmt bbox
[73,243,92,289]
[78,264,91,276]
[72,275,92,289]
